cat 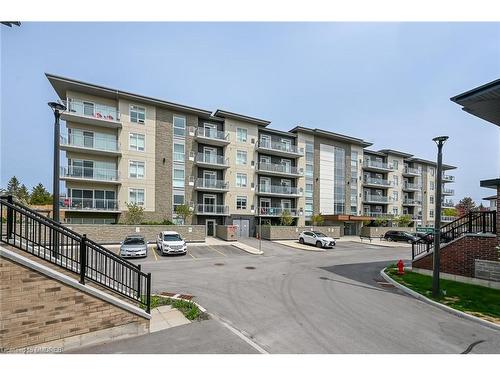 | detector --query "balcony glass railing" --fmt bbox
[403,182,421,190]
[441,216,456,222]
[257,140,302,155]
[195,204,229,215]
[403,198,421,205]
[64,218,116,225]
[60,197,118,211]
[441,200,454,207]
[442,174,455,182]
[60,133,119,152]
[363,195,390,203]
[403,167,421,175]
[363,160,393,170]
[195,153,227,166]
[363,177,391,186]
[257,162,302,175]
[195,127,229,141]
[258,207,299,216]
[65,98,119,122]
[195,179,229,190]
[258,185,301,195]
[442,188,455,195]
[61,166,119,181]
[364,212,394,218]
